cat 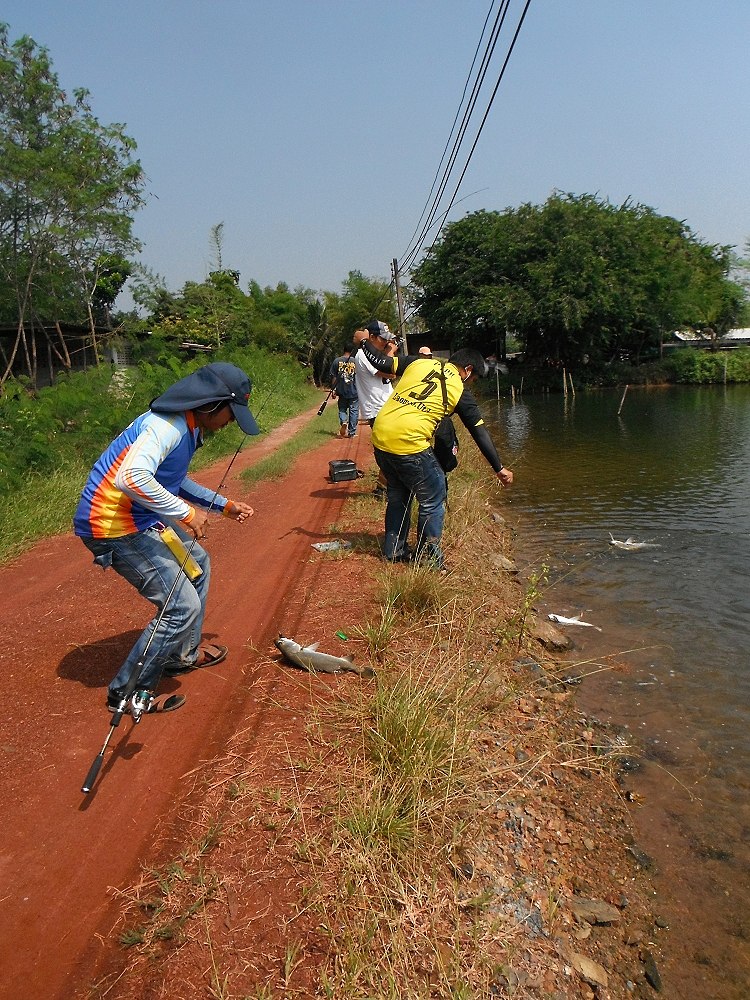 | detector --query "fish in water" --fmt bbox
[275,636,375,678]
[608,533,660,551]
[547,613,602,631]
